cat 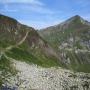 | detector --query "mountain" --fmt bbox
[0,14,90,90]
[0,14,63,87]
[38,15,90,72]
